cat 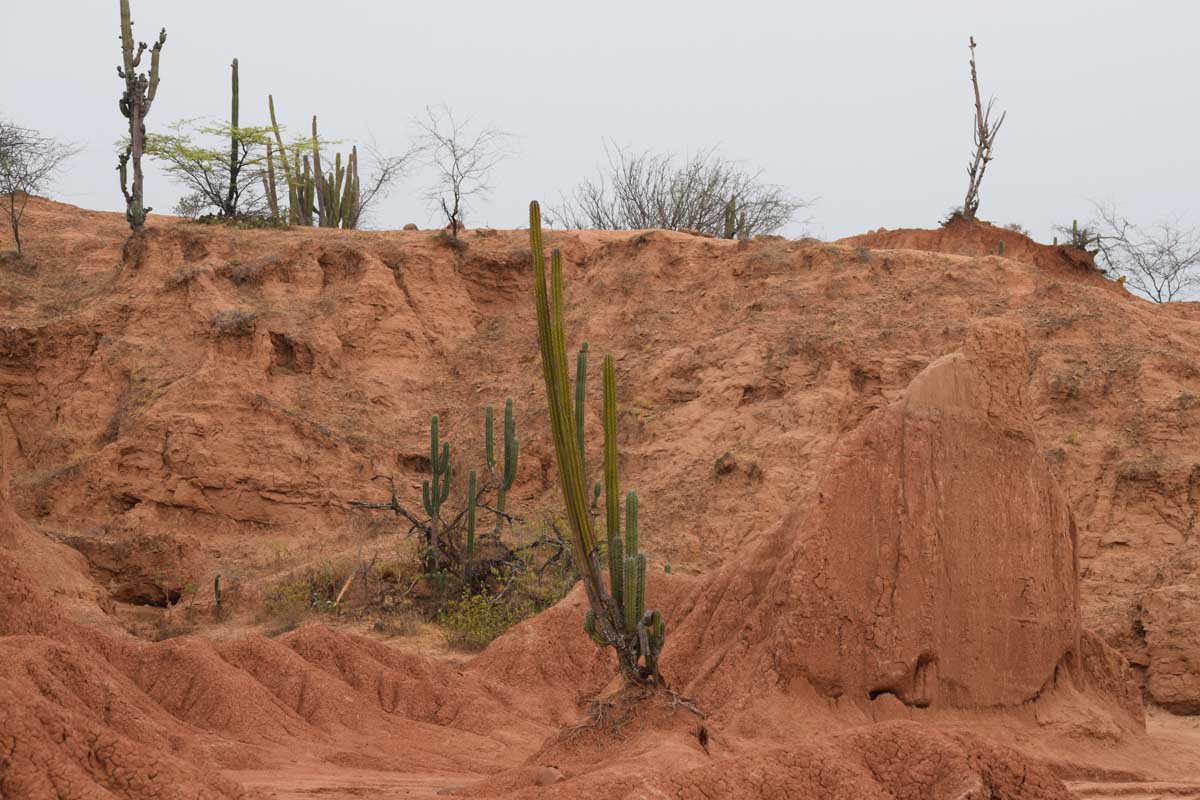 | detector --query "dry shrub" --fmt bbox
[209,308,257,336]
